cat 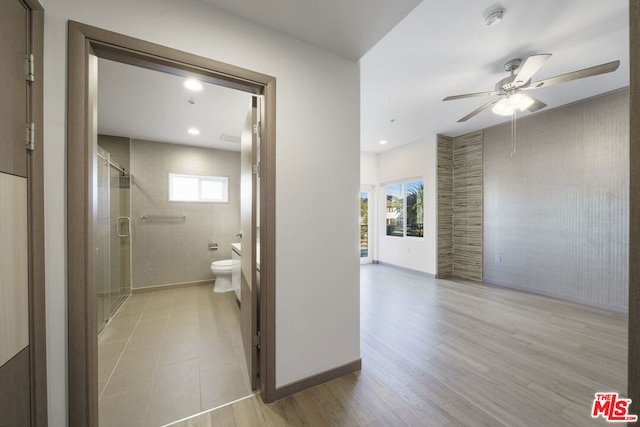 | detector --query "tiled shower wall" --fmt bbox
[130,140,241,289]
